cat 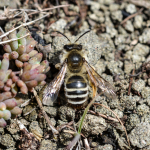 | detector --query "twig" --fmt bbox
[65,132,81,150]
[128,69,135,96]
[0,33,30,45]
[0,13,51,39]
[20,99,31,107]
[32,88,59,137]
[129,72,142,77]
[125,0,150,9]
[23,107,36,116]
[34,0,42,11]
[9,9,38,12]
[63,129,76,135]
[57,121,74,132]
[84,138,91,150]
[121,8,143,25]
[88,110,119,122]
[93,103,130,148]
[27,4,70,16]
[16,119,28,131]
